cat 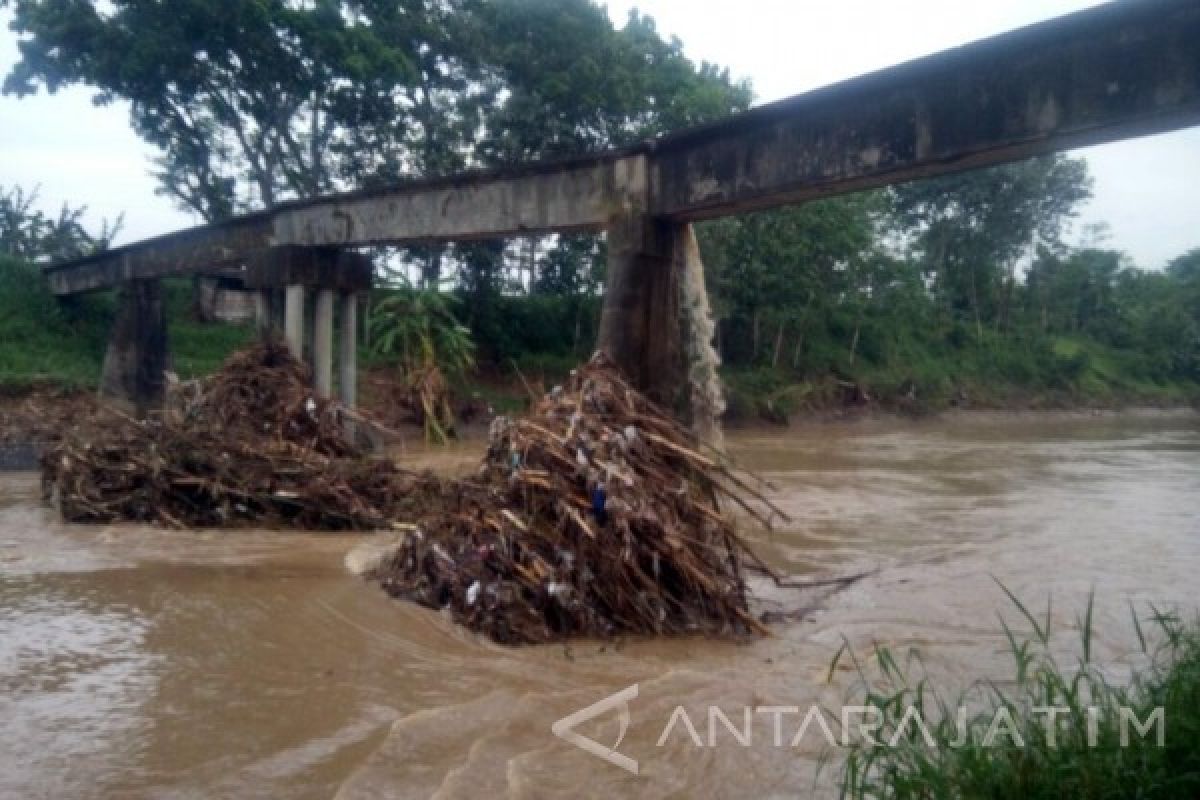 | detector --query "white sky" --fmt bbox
[2,1,1198,268]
